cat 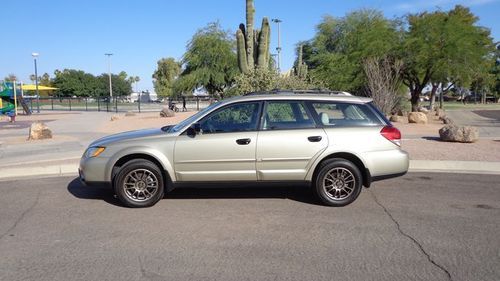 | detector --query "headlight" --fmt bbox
[84,147,106,158]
